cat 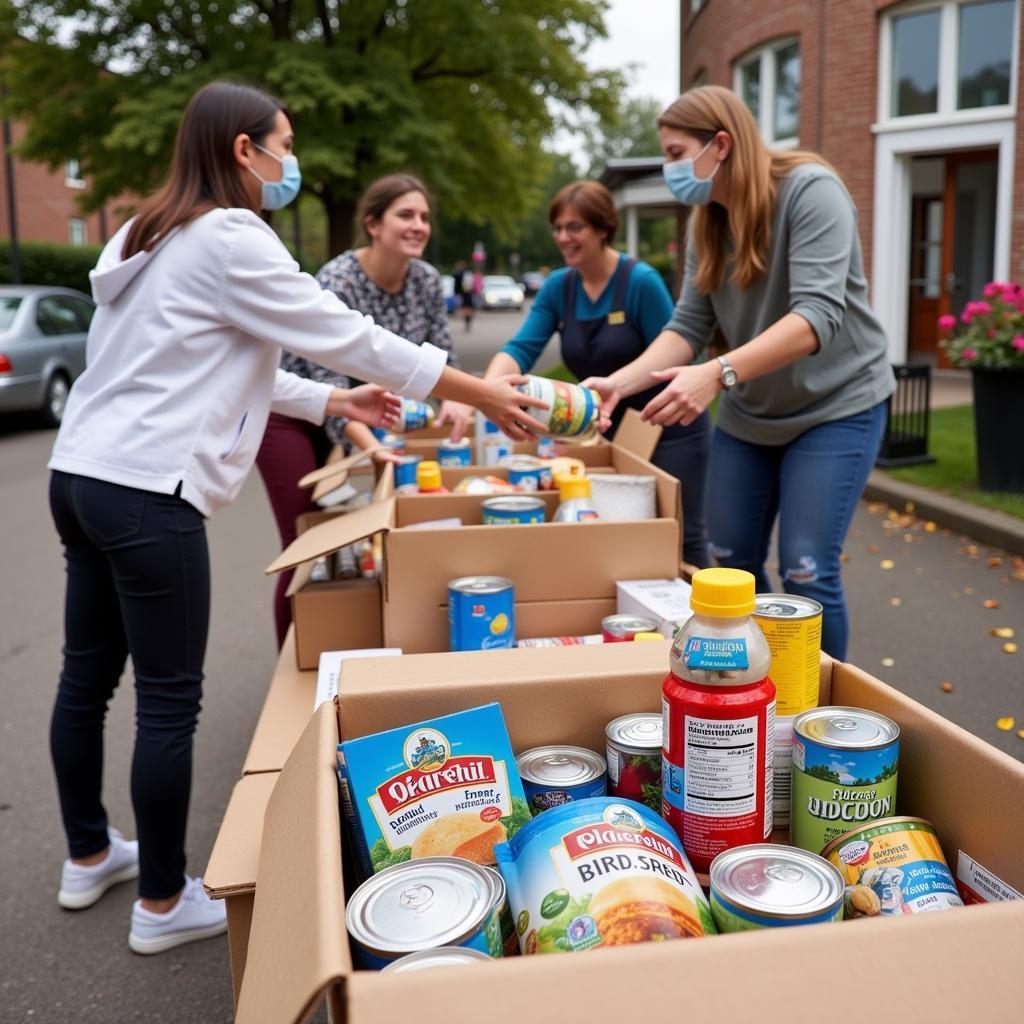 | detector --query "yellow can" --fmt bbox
[753,594,822,715]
